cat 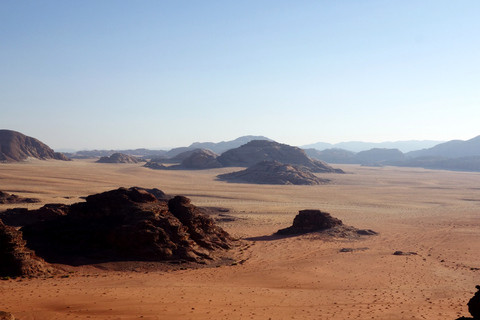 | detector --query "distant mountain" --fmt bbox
[0,130,69,162]
[406,136,480,158]
[354,148,405,165]
[305,148,356,164]
[393,156,480,172]
[217,140,343,173]
[167,135,272,157]
[68,148,168,159]
[302,140,444,153]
